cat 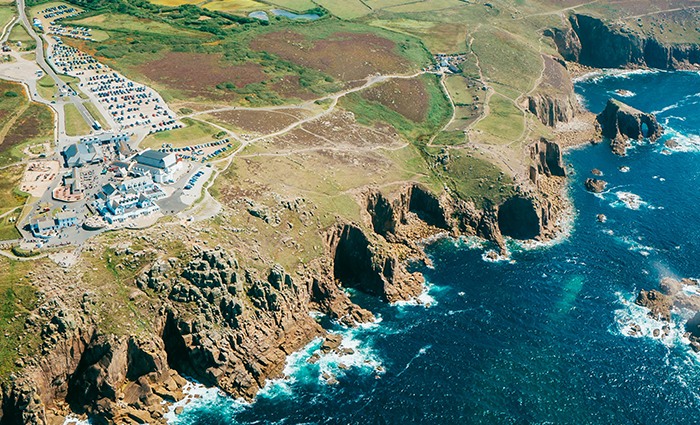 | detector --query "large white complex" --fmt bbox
[93,176,165,224]
[131,149,182,184]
